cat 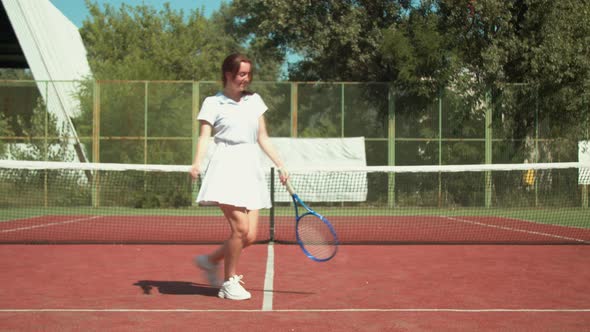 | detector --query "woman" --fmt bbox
[190,53,288,300]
